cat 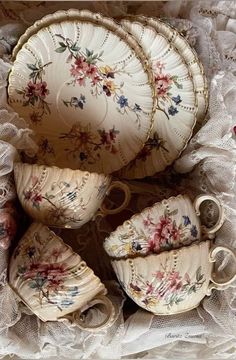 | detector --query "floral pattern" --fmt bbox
[153,61,183,120]
[55,34,144,127]
[128,265,205,310]
[107,209,198,257]
[16,61,52,124]
[14,232,80,310]
[126,132,169,166]
[22,175,88,226]
[59,123,120,166]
